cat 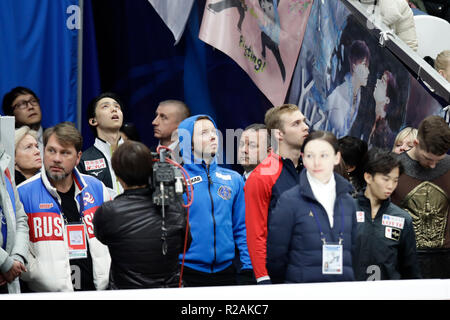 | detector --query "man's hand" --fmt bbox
[0,273,6,286]
[3,260,27,283]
